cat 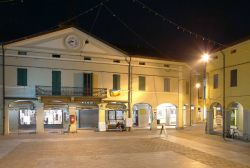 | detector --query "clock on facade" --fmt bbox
[64,35,81,49]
